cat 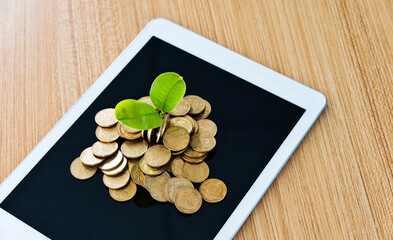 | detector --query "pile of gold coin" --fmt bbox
[70,95,227,214]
